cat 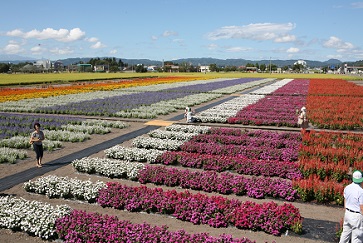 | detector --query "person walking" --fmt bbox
[339,170,363,243]
[297,106,309,130]
[29,122,45,168]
